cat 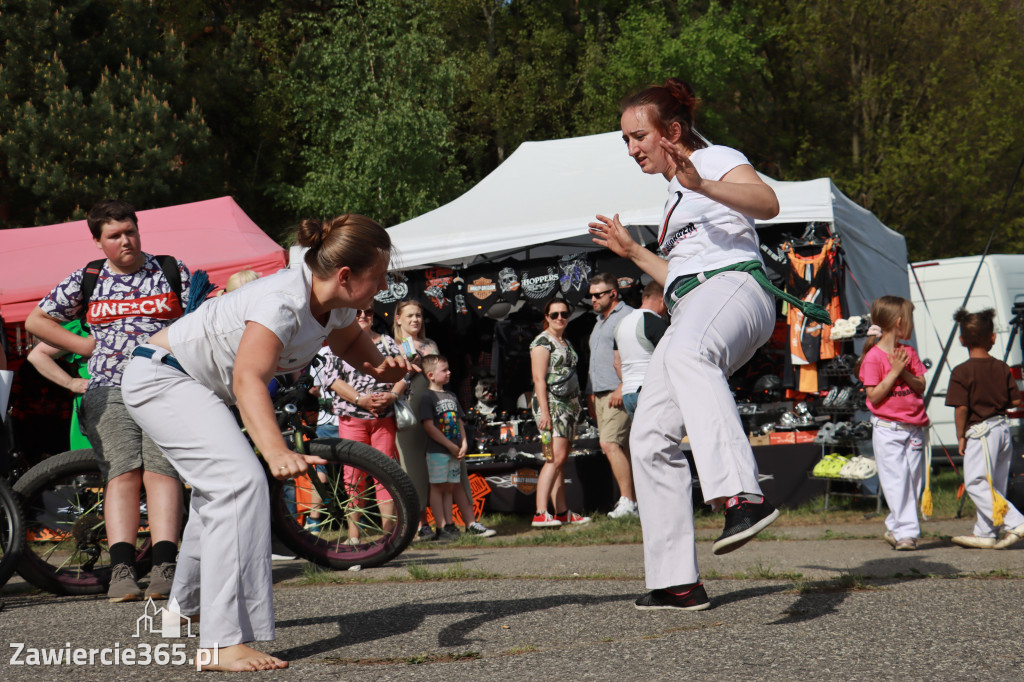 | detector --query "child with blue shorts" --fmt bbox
[419,354,496,541]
